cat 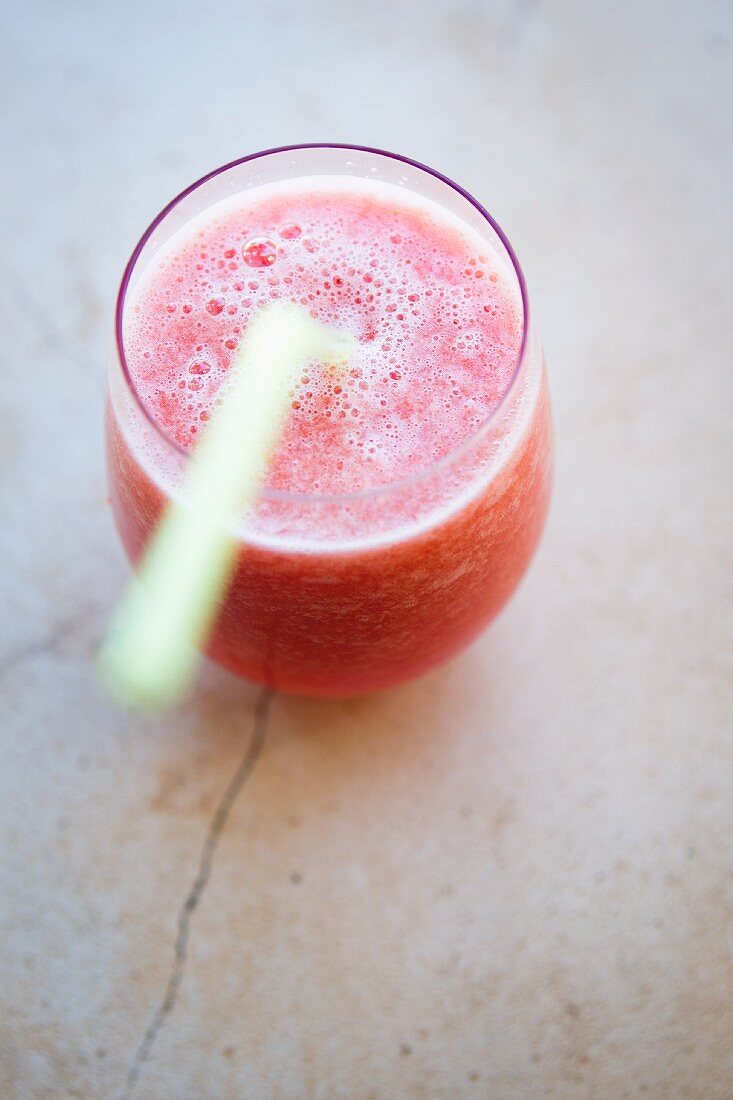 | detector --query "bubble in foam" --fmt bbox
[243,238,278,268]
